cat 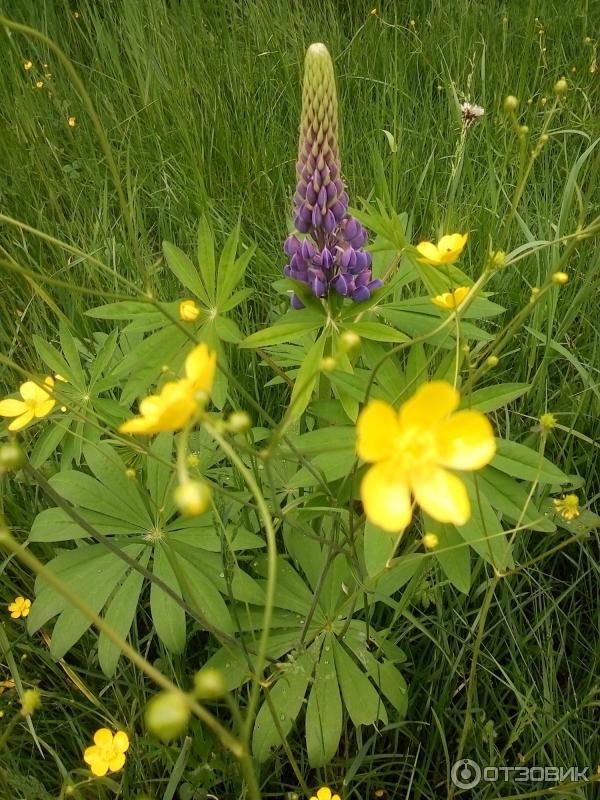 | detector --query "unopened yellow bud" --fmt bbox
[539,412,557,431]
[422,533,439,550]
[519,125,529,136]
[174,480,211,516]
[492,250,506,269]
[21,689,41,716]
[179,299,200,322]
[486,355,499,368]
[530,287,540,302]
[552,271,568,284]
[145,691,190,741]
[503,95,519,112]
[125,467,136,480]
[554,78,568,95]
